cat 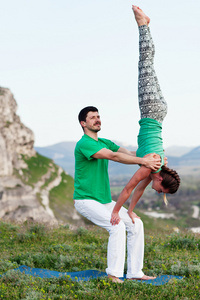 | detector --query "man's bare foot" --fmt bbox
[132,5,150,26]
[128,274,156,280]
[108,274,123,283]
